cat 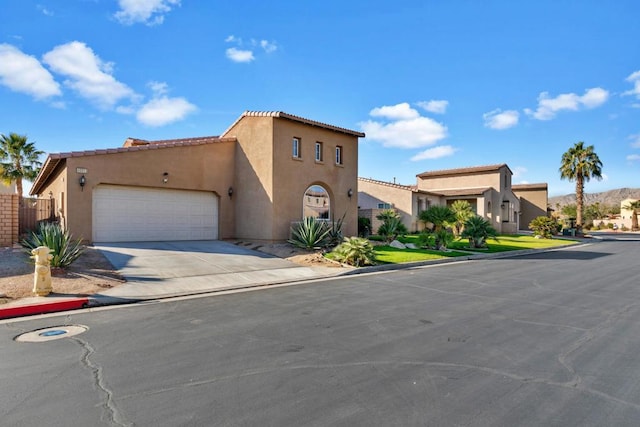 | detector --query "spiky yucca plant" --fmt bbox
[21,222,85,269]
[331,237,376,267]
[288,217,331,250]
